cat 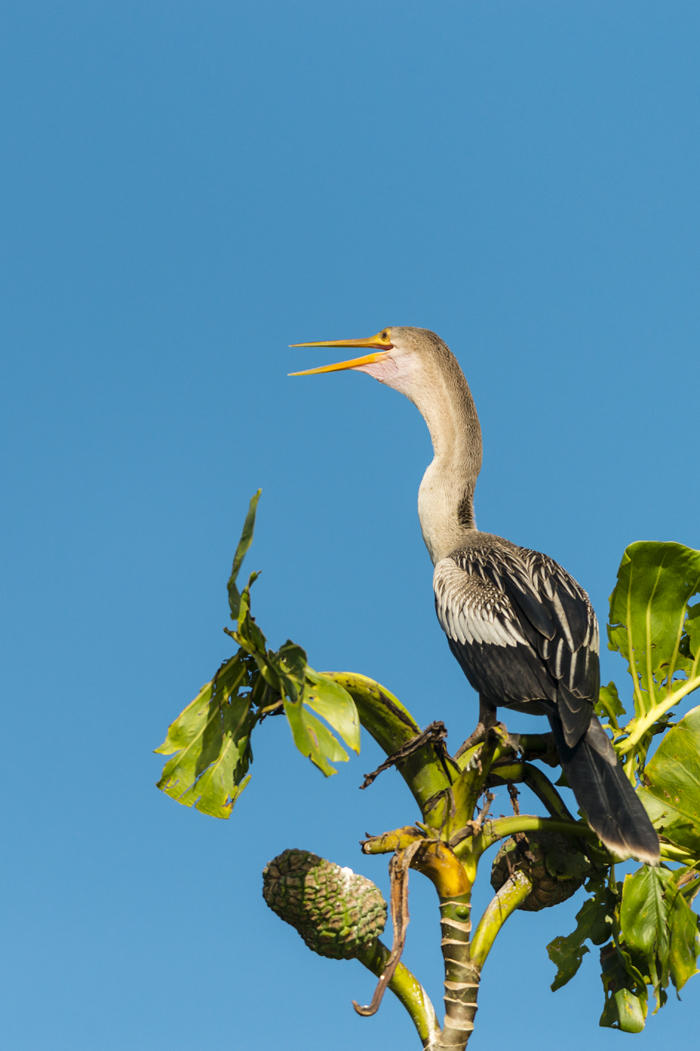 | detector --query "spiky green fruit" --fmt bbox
[262,848,387,959]
[490,832,590,912]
